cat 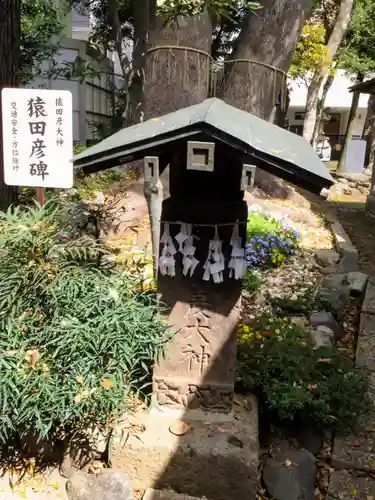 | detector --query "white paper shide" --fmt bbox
[159,222,245,282]
[1,88,73,188]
